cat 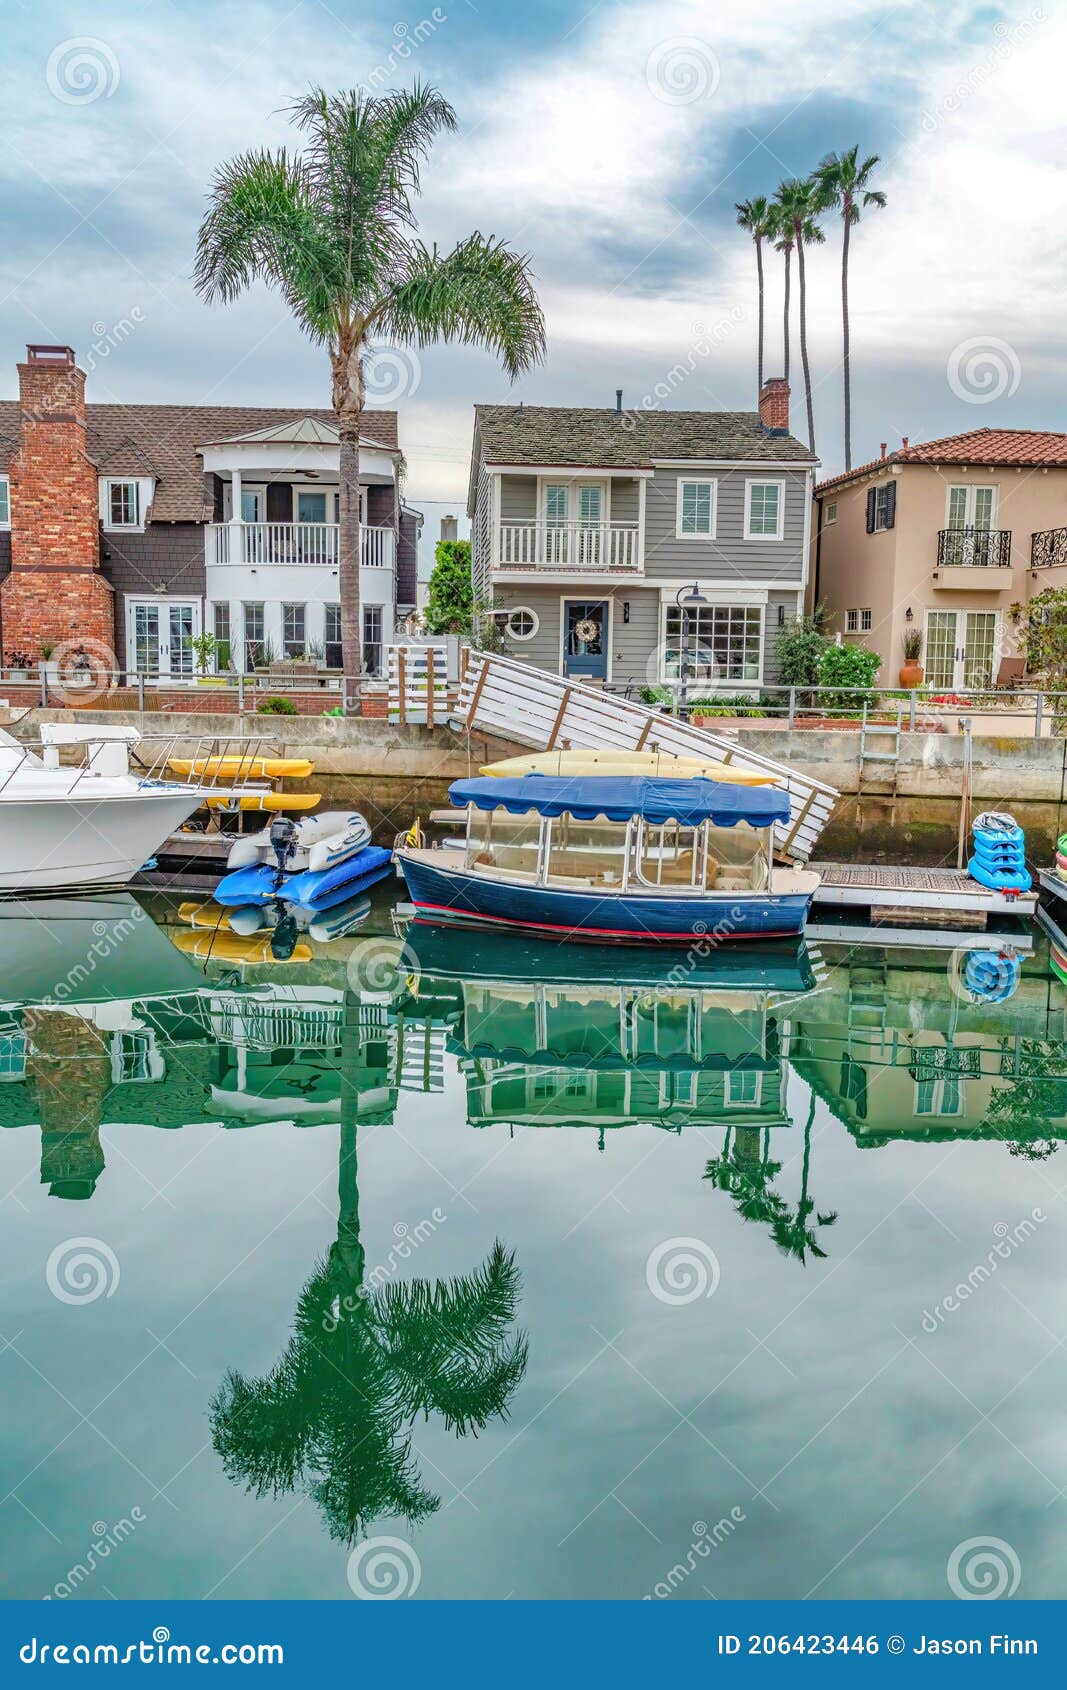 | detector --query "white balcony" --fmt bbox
[207,522,394,569]
[496,521,641,574]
